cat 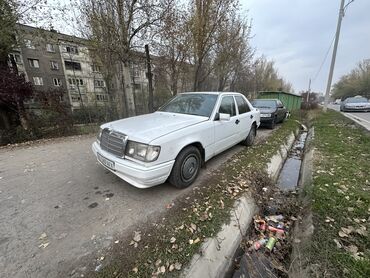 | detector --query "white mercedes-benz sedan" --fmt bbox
[92,92,260,189]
